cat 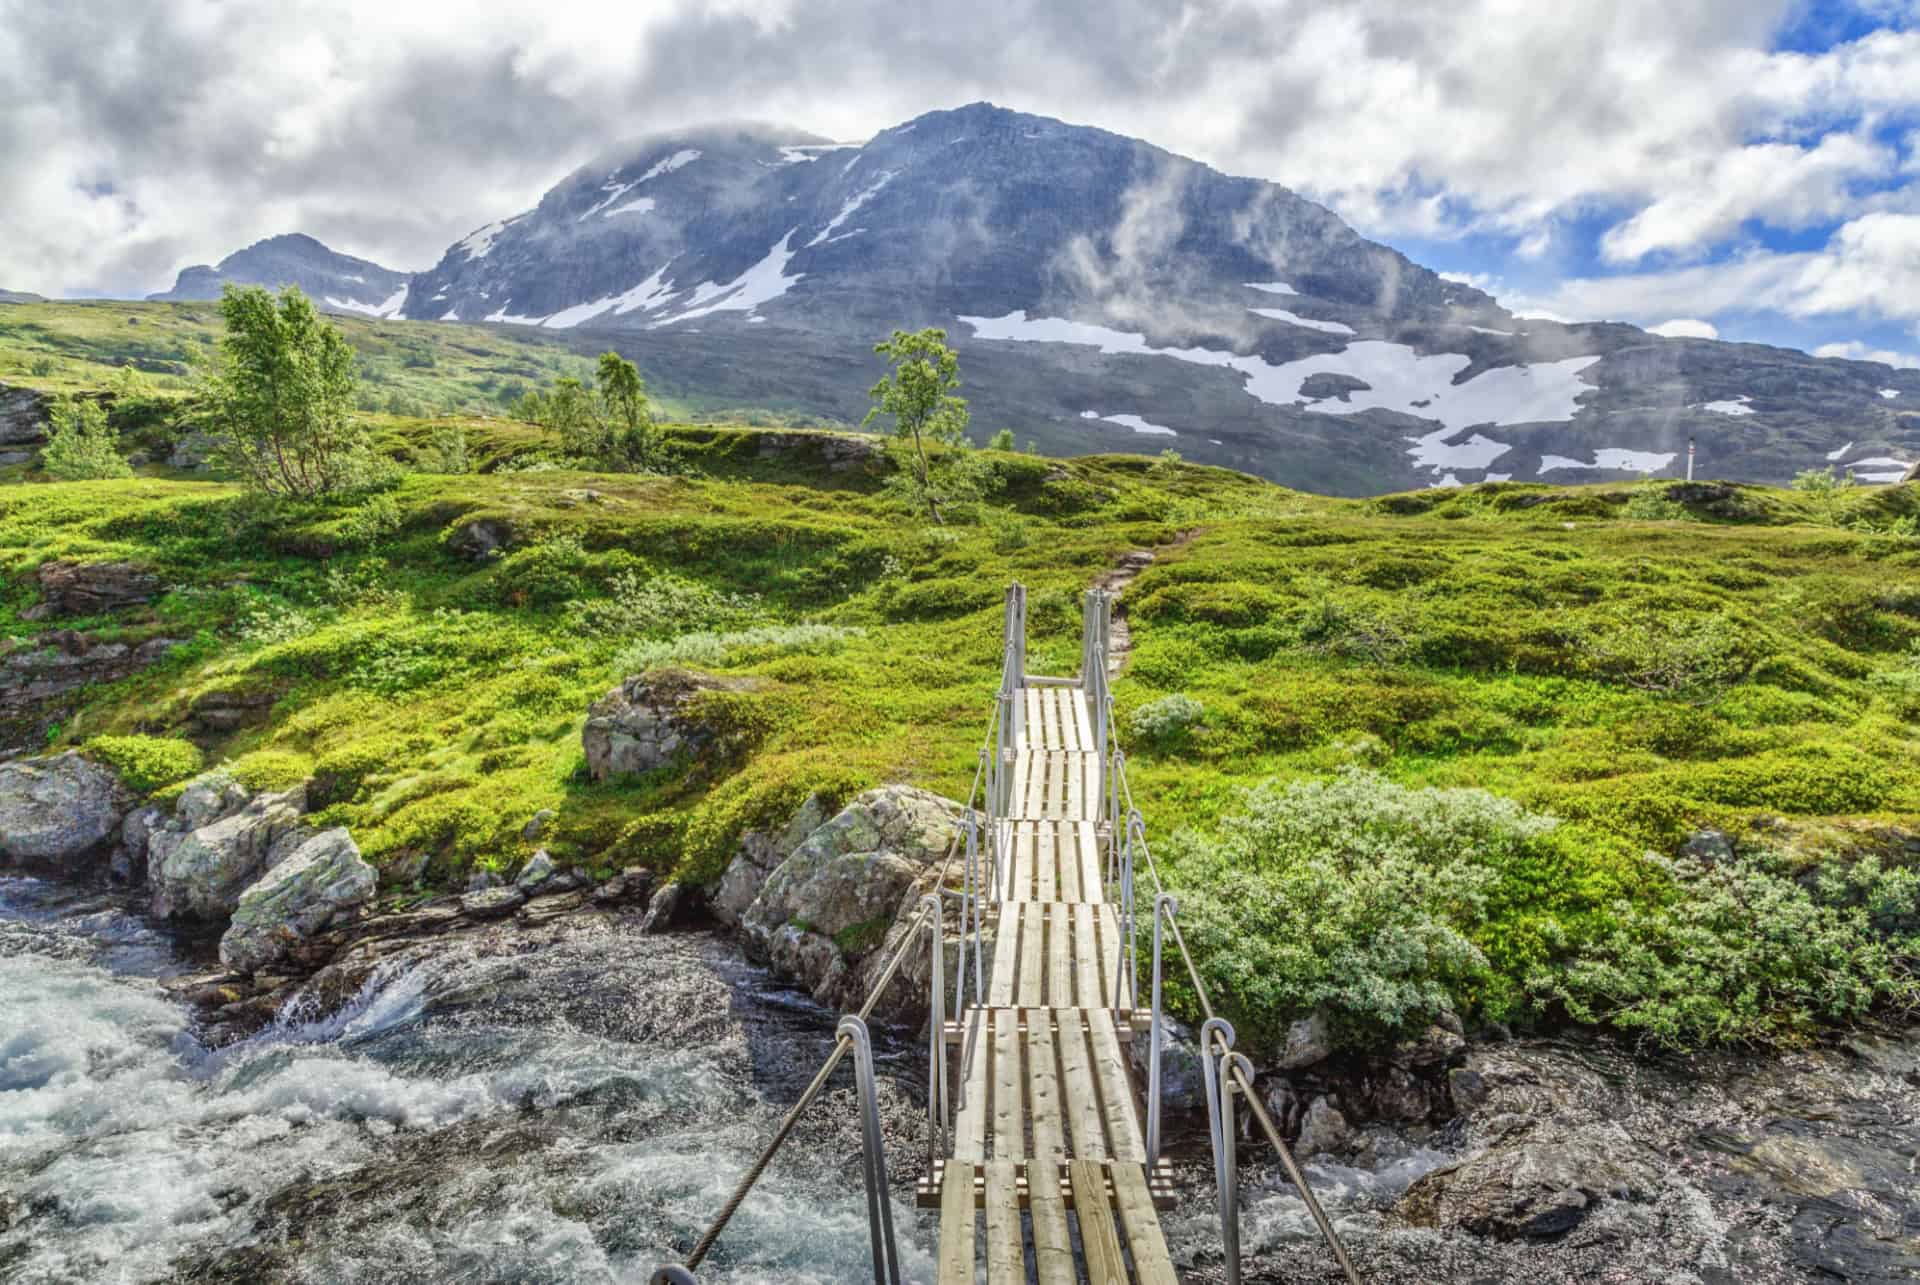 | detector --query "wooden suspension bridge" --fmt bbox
[654,585,1359,1285]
